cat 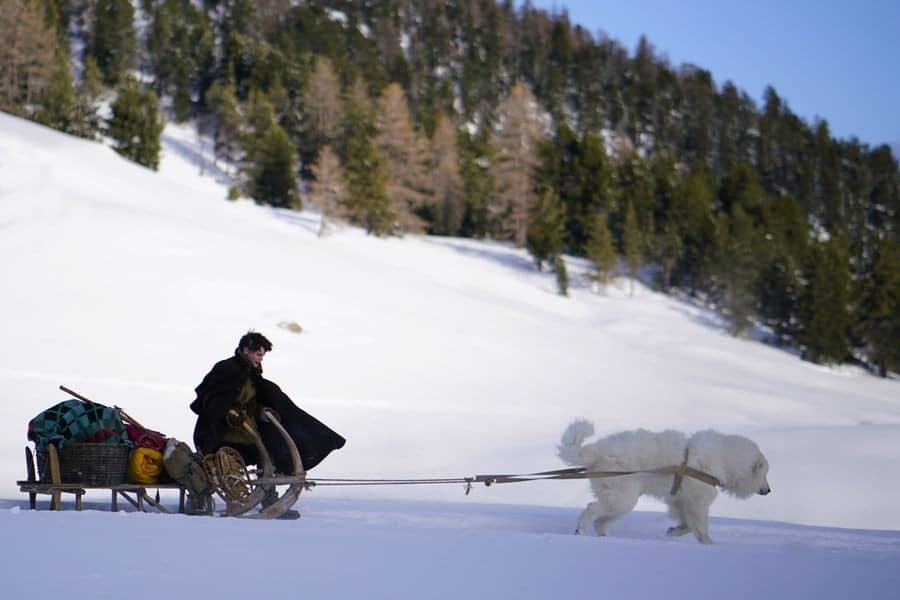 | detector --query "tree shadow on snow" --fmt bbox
[424,237,536,274]
[161,130,234,187]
